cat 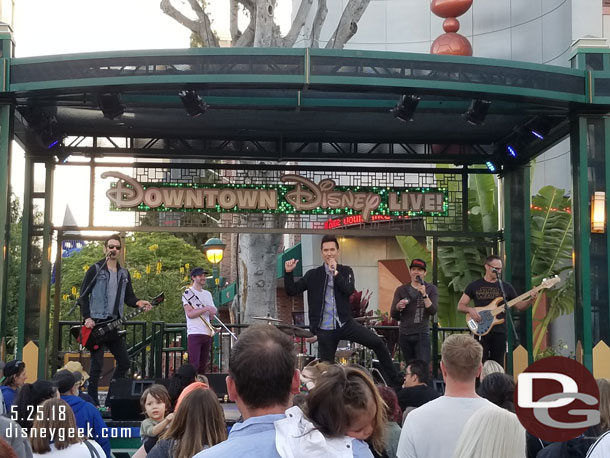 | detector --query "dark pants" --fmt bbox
[316,320,402,386]
[479,332,506,367]
[188,334,212,374]
[88,330,130,406]
[399,332,431,364]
